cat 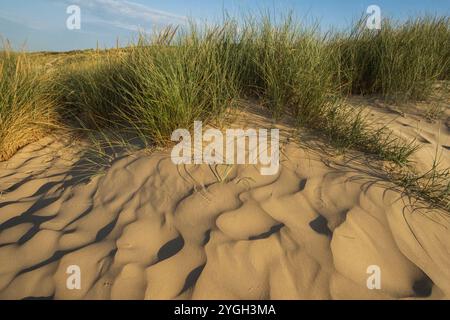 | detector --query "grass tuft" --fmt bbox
[0,43,60,161]
[336,16,450,101]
